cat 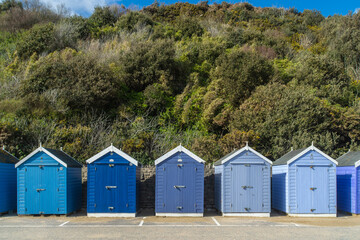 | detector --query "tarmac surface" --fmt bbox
[1,210,360,239]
